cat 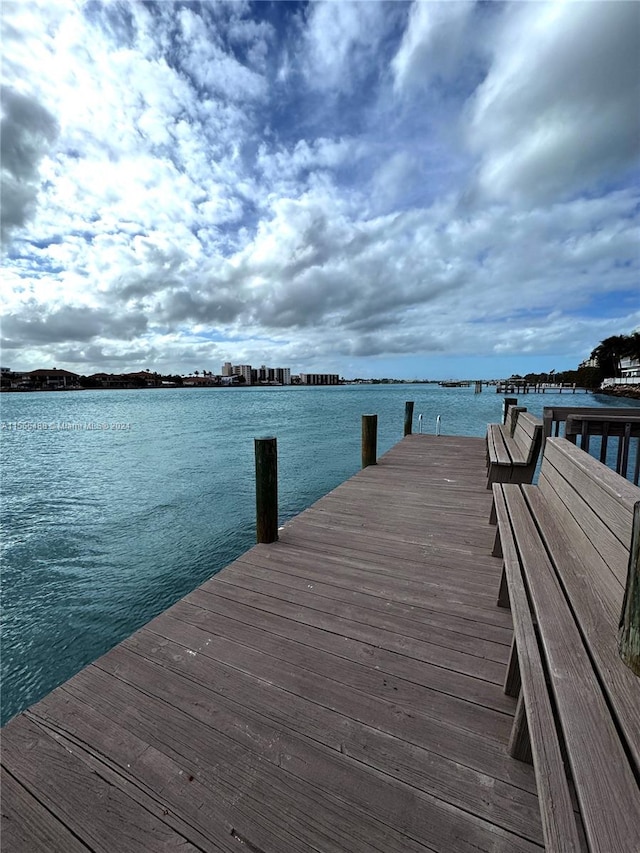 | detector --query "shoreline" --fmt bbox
[596,385,640,401]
